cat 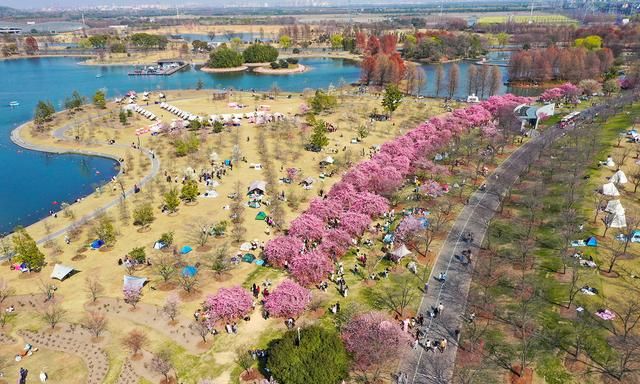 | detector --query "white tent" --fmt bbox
[123,275,147,290]
[321,156,334,165]
[50,264,75,280]
[248,180,267,194]
[609,211,627,228]
[210,151,219,162]
[602,182,620,197]
[391,244,411,260]
[605,199,625,215]
[611,170,628,185]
